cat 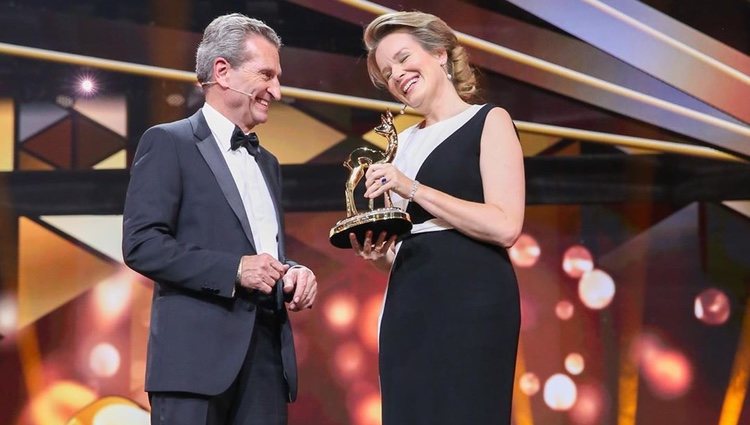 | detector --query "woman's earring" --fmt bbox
[399,103,407,115]
[441,62,452,81]
[442,63,452,81]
